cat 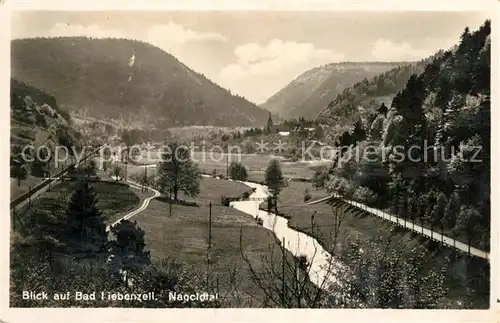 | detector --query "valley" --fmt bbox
[9,15,491,310]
